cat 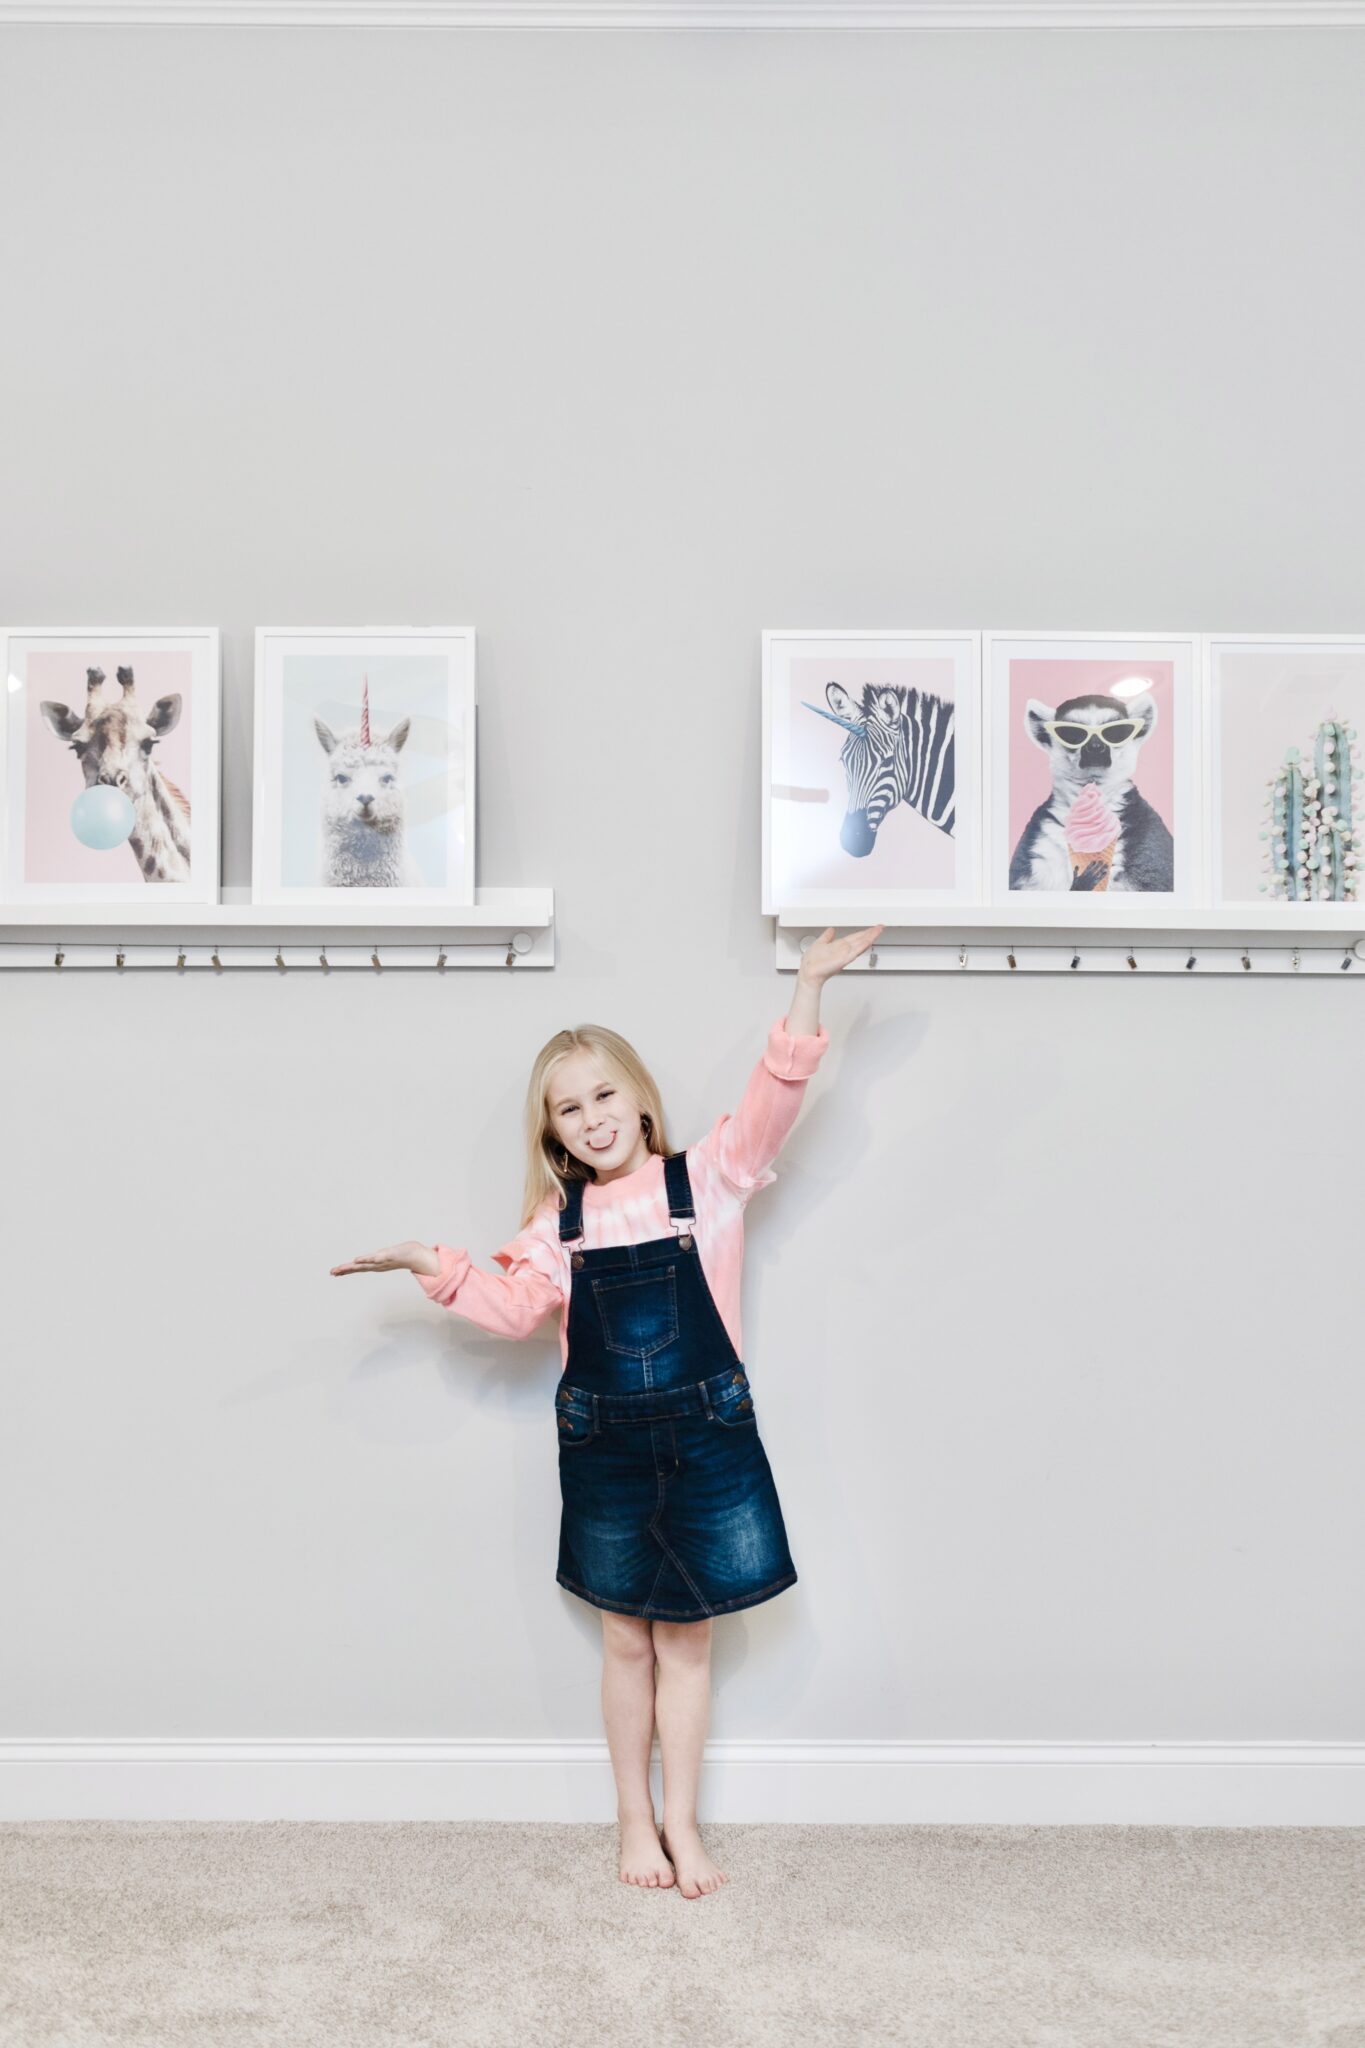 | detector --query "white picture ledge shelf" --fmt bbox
[0,887,555,971]
[775,906,1365,978]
